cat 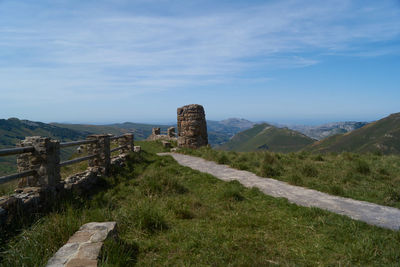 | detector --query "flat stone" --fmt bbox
[47,243,80,266]
[159,153,400,231]
[65,258,97,267]
[80,221,116,233]
[134,146,141,152]
[47,222,117,267]
[67,231,94,244]
[76,242,103,260]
